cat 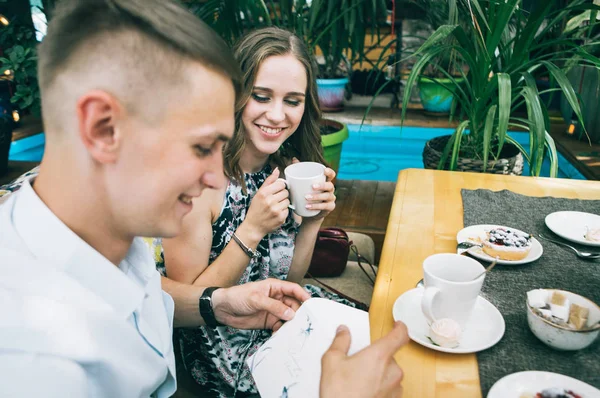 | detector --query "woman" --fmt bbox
[158,27,360,397]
